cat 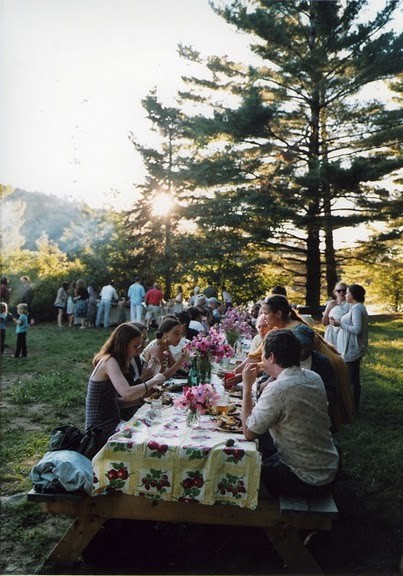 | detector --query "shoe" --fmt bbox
[80,326,86,329]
